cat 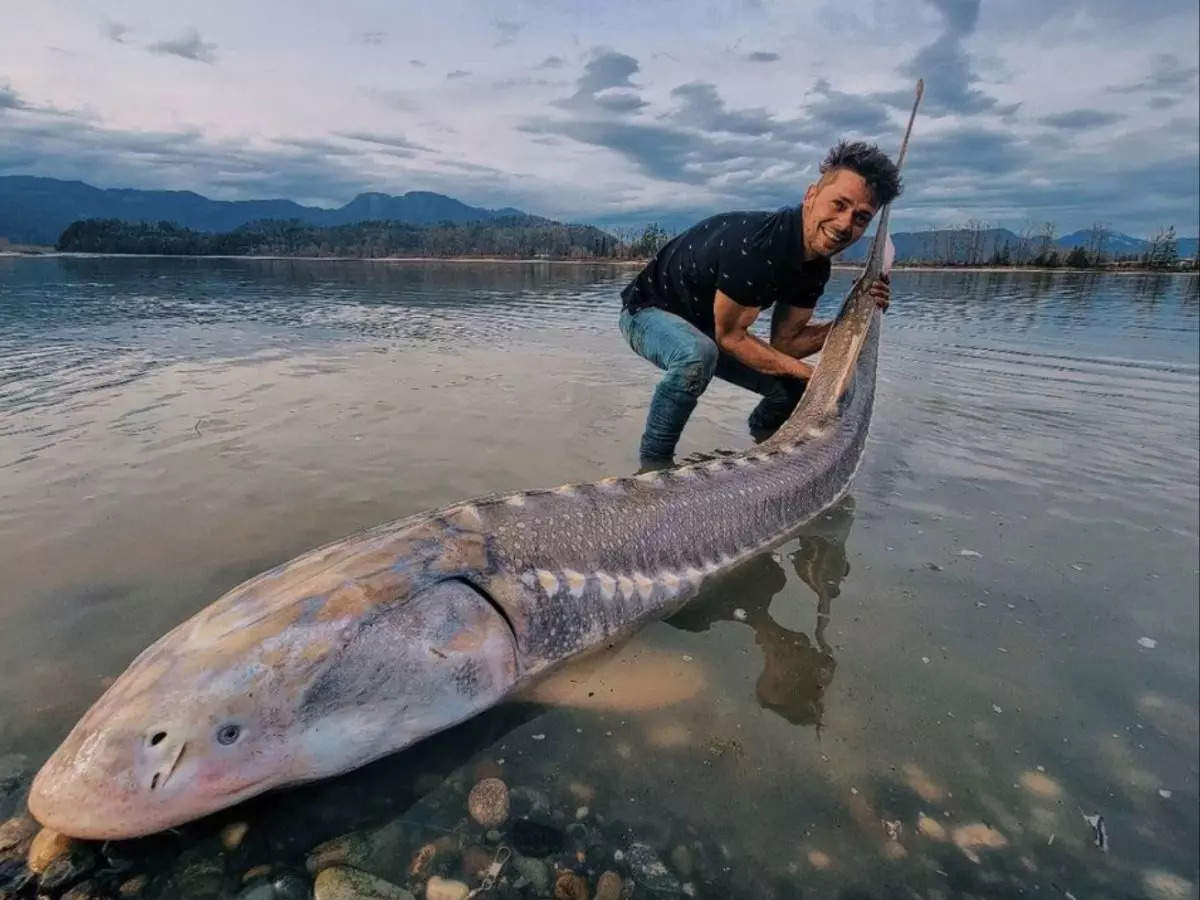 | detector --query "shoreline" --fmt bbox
[1,250,1195,275]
